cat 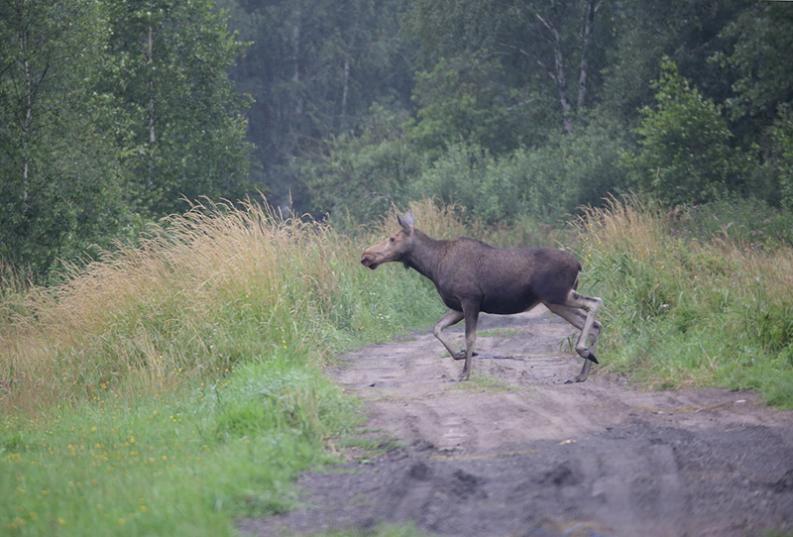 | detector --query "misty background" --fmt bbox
[2,0,792,278]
